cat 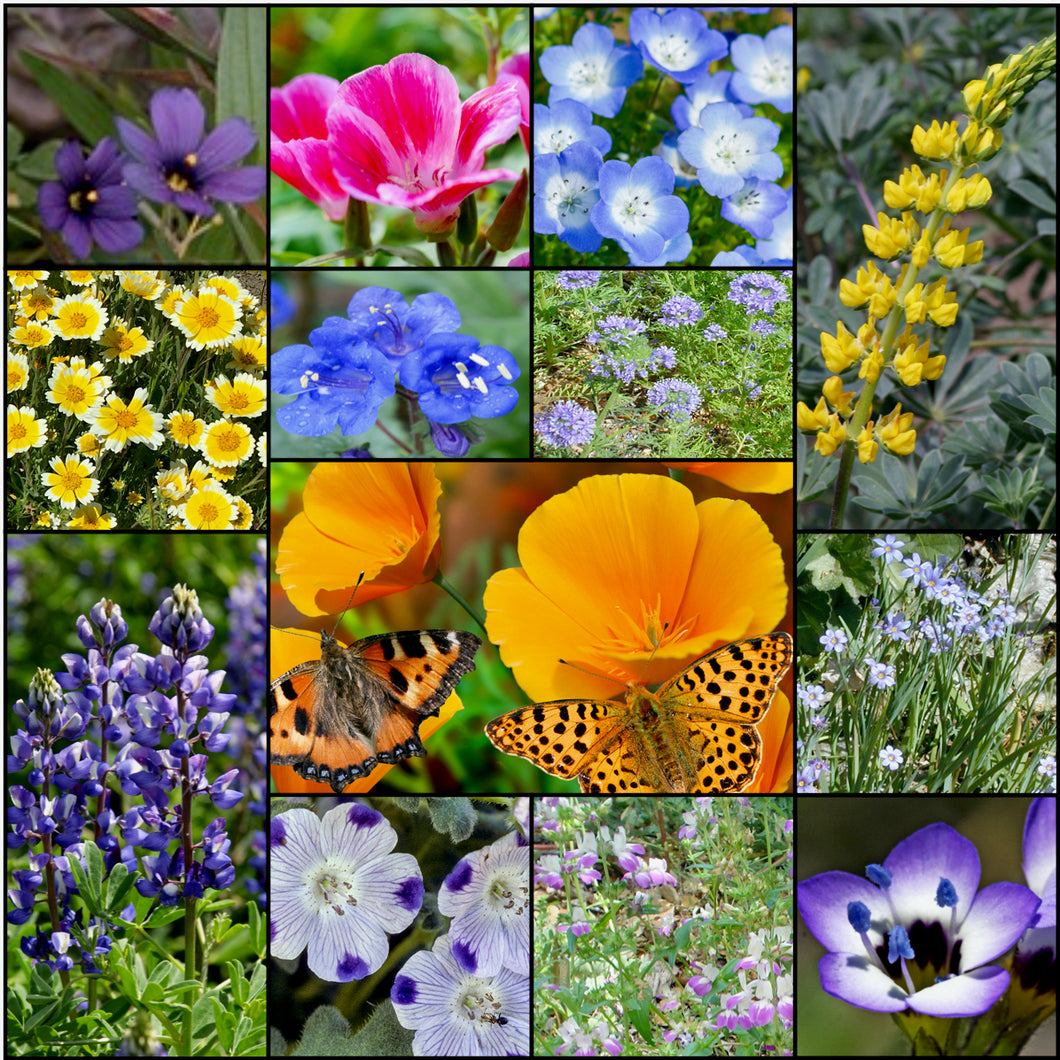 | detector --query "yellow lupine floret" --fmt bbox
[876,404,917,455]
[893,331,945,386]
[797,396,830,432]
[839,262,899,319]
[883,165,944,213]
[856,422,878,463]
[911,119,959,159]
[820,321,862,373]
[815,413,847,457]
[859,346,884,383]
[822,375,856,417]
[863,211,917,259]
[944,173,992,212]
[933,227,983,269]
